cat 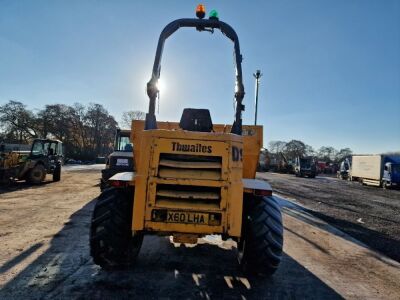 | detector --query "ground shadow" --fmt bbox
[0,197,343,300]
[0,198,97,299]
[0,242,44,274]
[0,180,55,195]
[73,249,343,300]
